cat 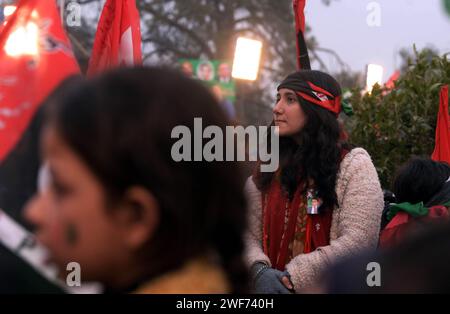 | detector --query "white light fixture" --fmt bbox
[232,37,262,81]
[366,63,384,93]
